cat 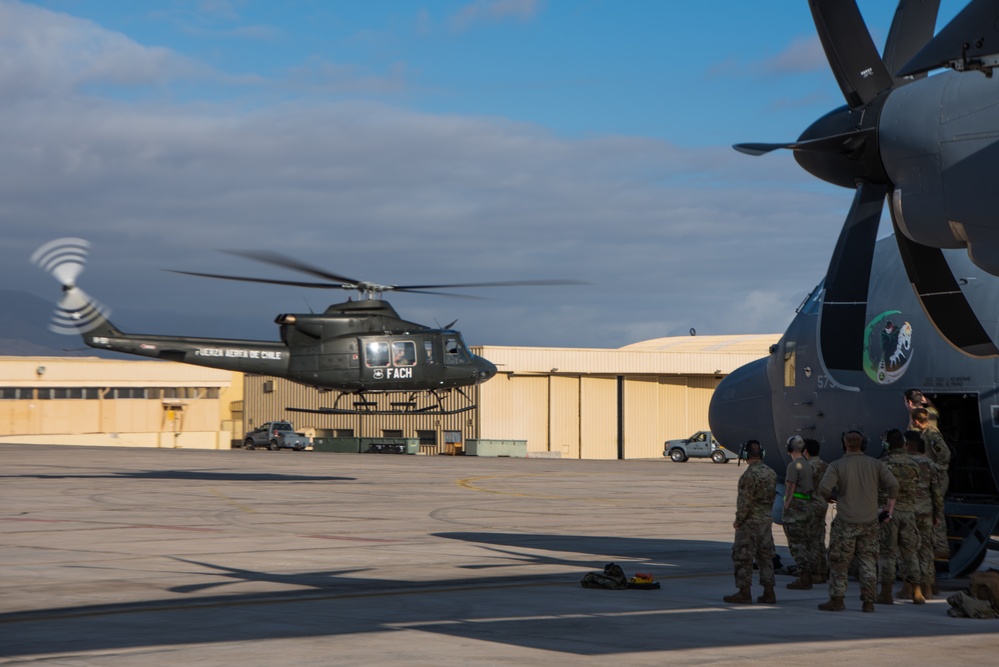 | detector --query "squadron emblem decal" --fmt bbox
[863,310,912,385]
